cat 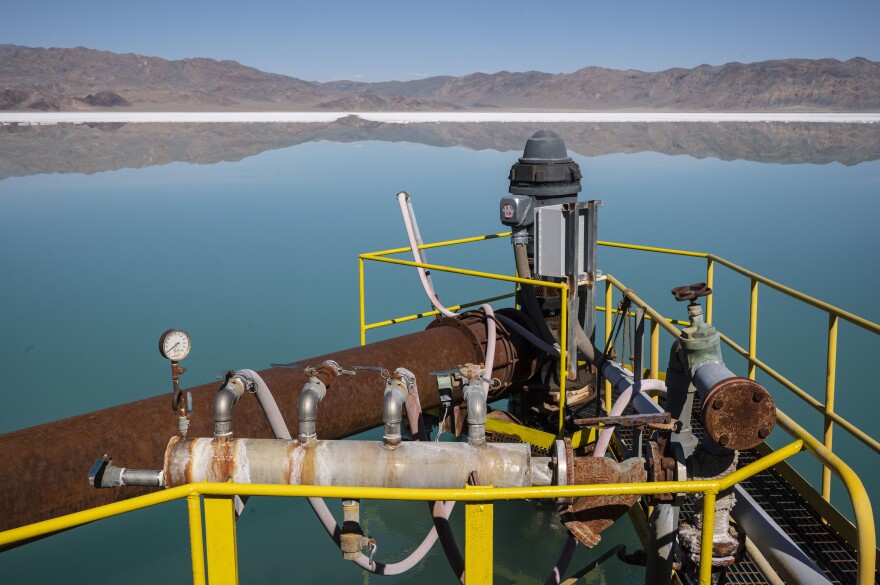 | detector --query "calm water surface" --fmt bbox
[0,123,877,584]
